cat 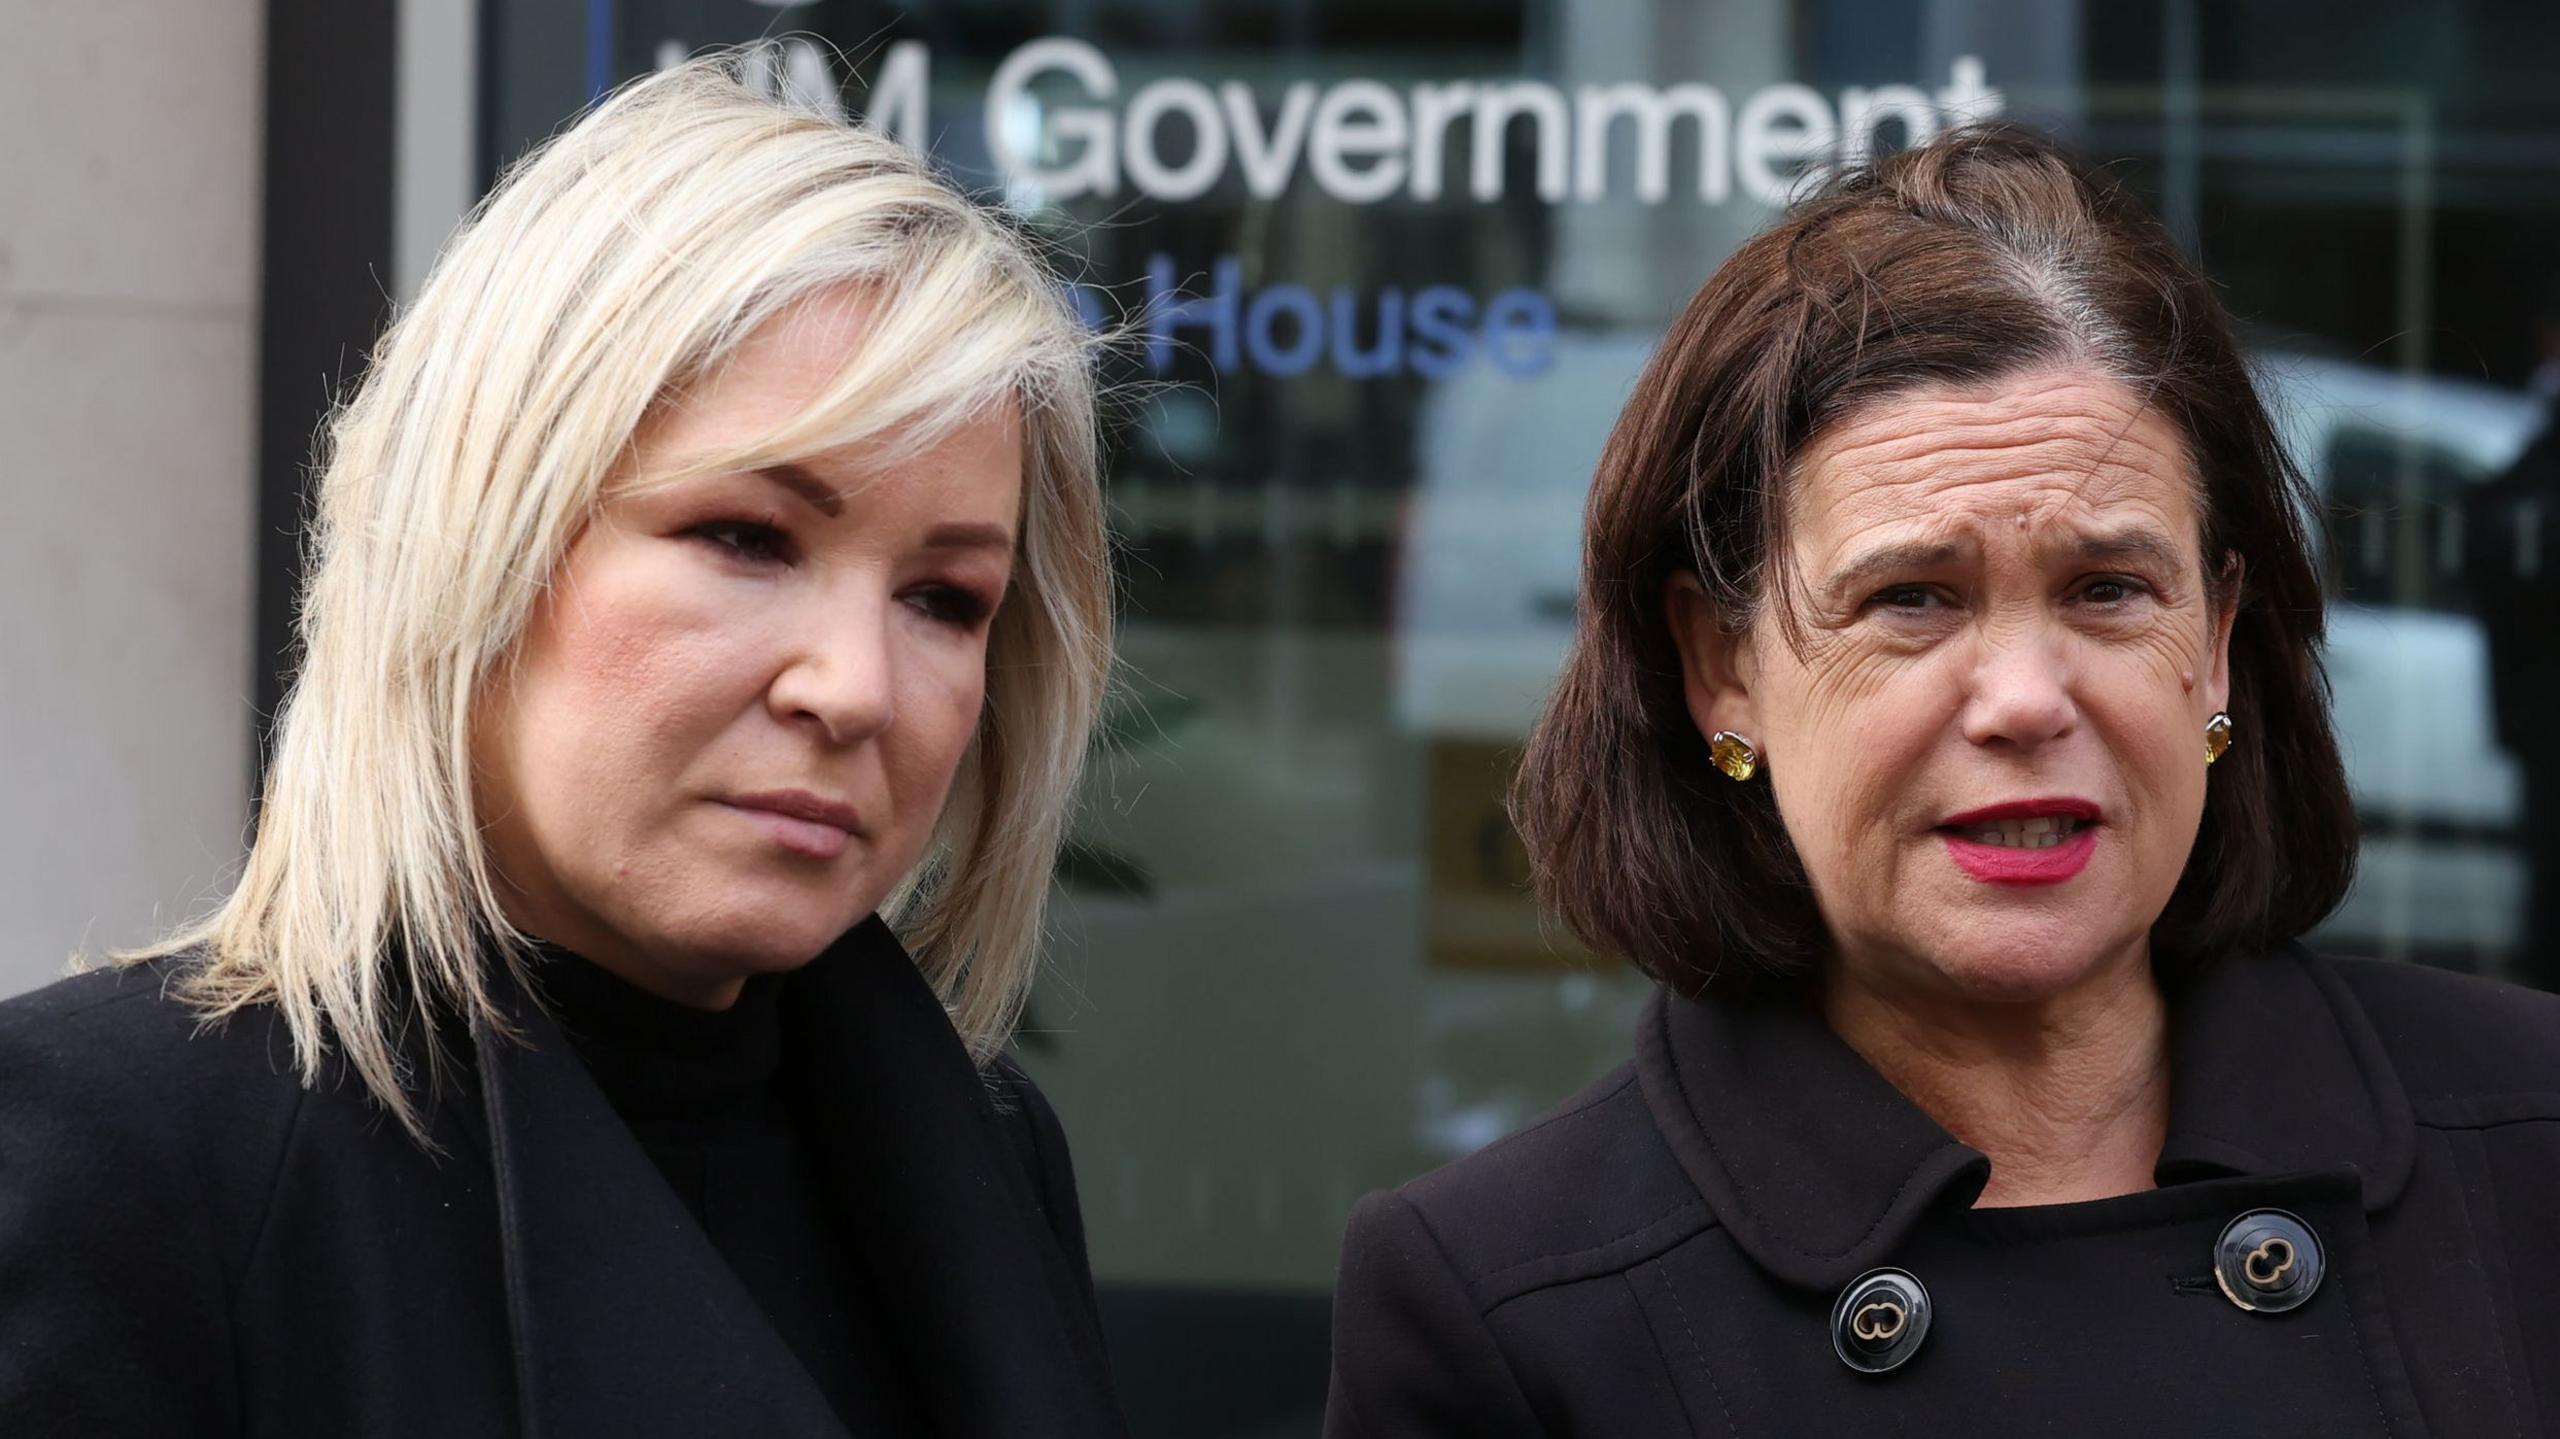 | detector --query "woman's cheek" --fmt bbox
[2089,638,2205,756]
[2101,601,2216,694]
[1791,651,1947,804]
[1795,629,1929,717]
[905,640,993,763]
